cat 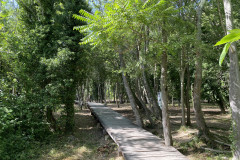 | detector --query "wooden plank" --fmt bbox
[87,102,188,160]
